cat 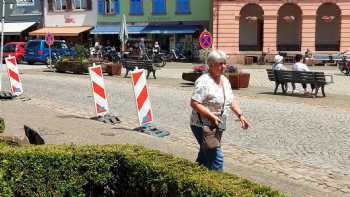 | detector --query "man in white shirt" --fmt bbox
[292,54,314,95]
